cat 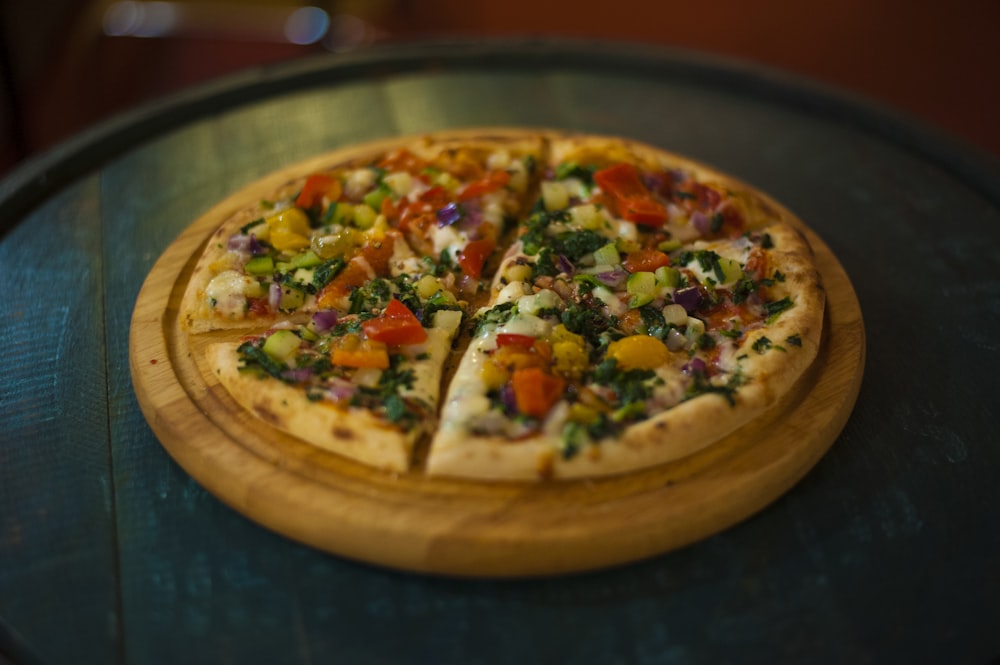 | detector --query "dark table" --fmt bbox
[2,40,998,665]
